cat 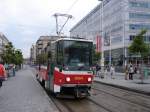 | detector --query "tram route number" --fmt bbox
[74,77,84,80]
